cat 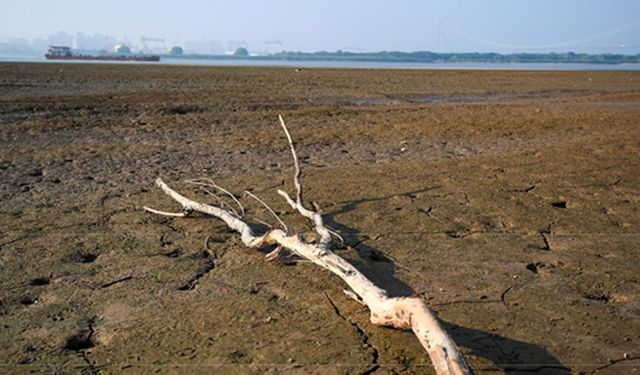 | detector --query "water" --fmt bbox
[2,54,640,71]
